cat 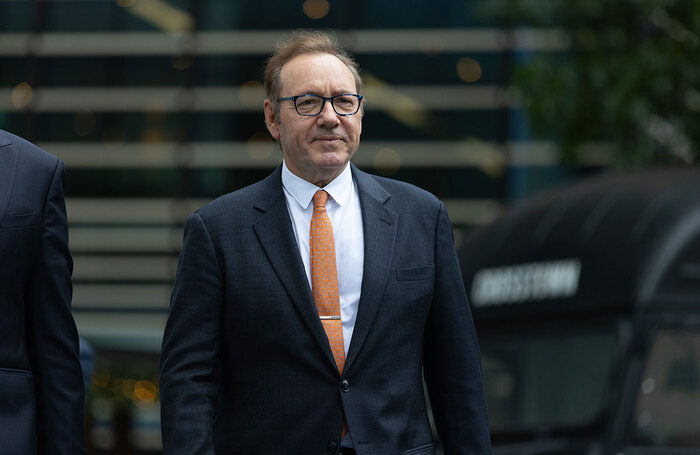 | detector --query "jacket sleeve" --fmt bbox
[423,202,492,454]
[160,212,224,455]
[25,159,86,454]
